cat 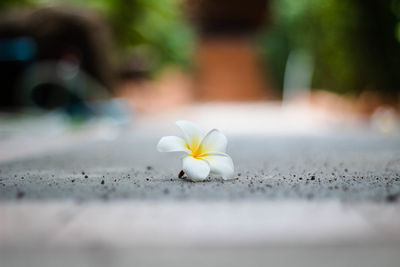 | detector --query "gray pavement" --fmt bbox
[1,133,400,202]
